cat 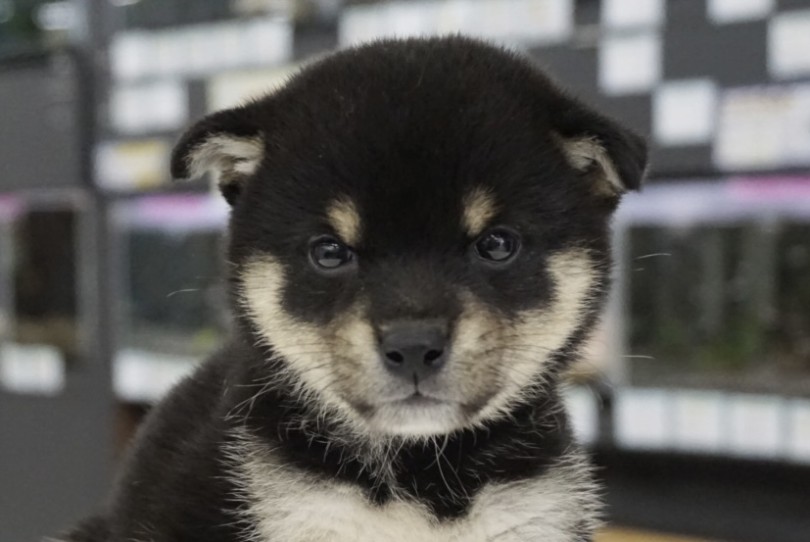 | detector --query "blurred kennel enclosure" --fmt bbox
[2,1,810,541]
